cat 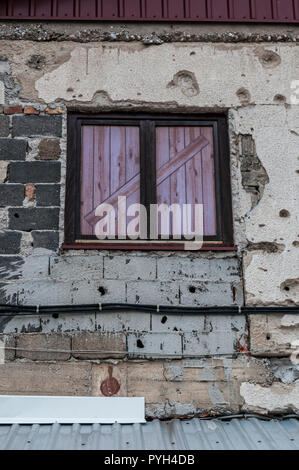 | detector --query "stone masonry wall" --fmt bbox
[0,21,298,417]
